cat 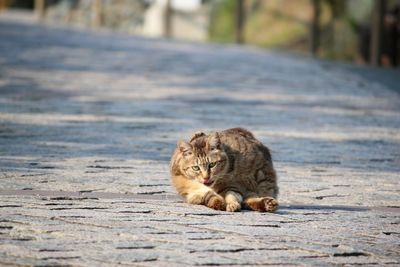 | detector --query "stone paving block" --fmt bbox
[0,11,400,266]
